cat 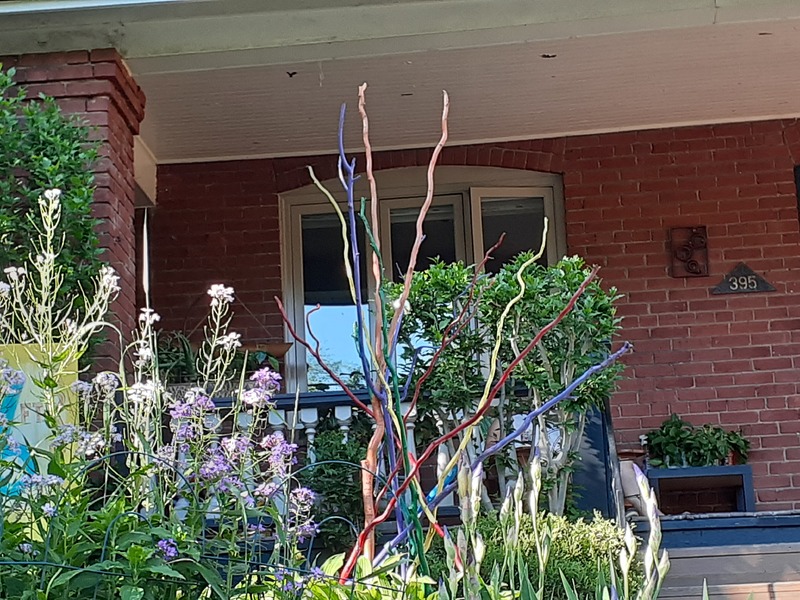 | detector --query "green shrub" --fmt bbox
[428,511,641,600]
[299,427,368,552]
[0,66,100,321]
